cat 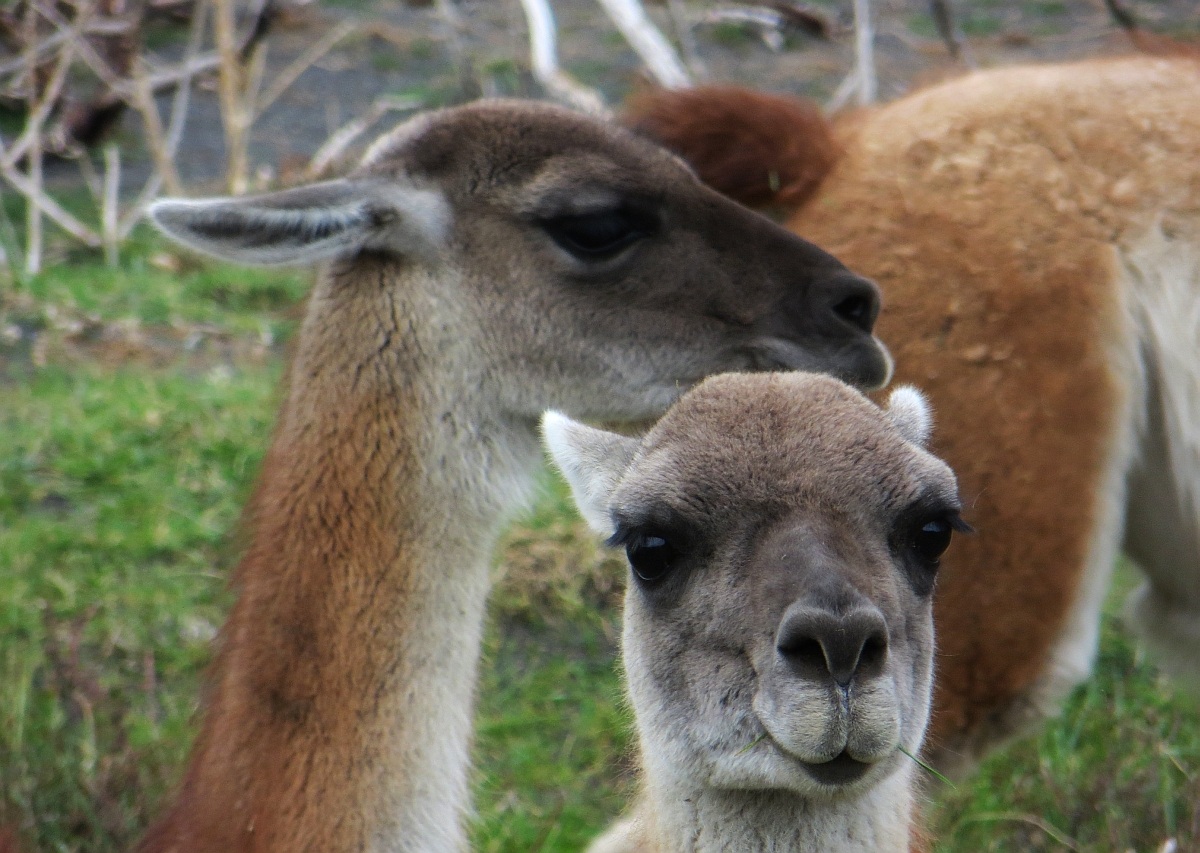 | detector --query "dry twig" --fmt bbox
[596,0,691,89]
[851,0,875,105]
[305,94,423,181]
[518,0,609,114]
